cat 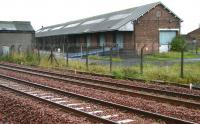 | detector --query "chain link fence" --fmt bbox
[0,40,200,85]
